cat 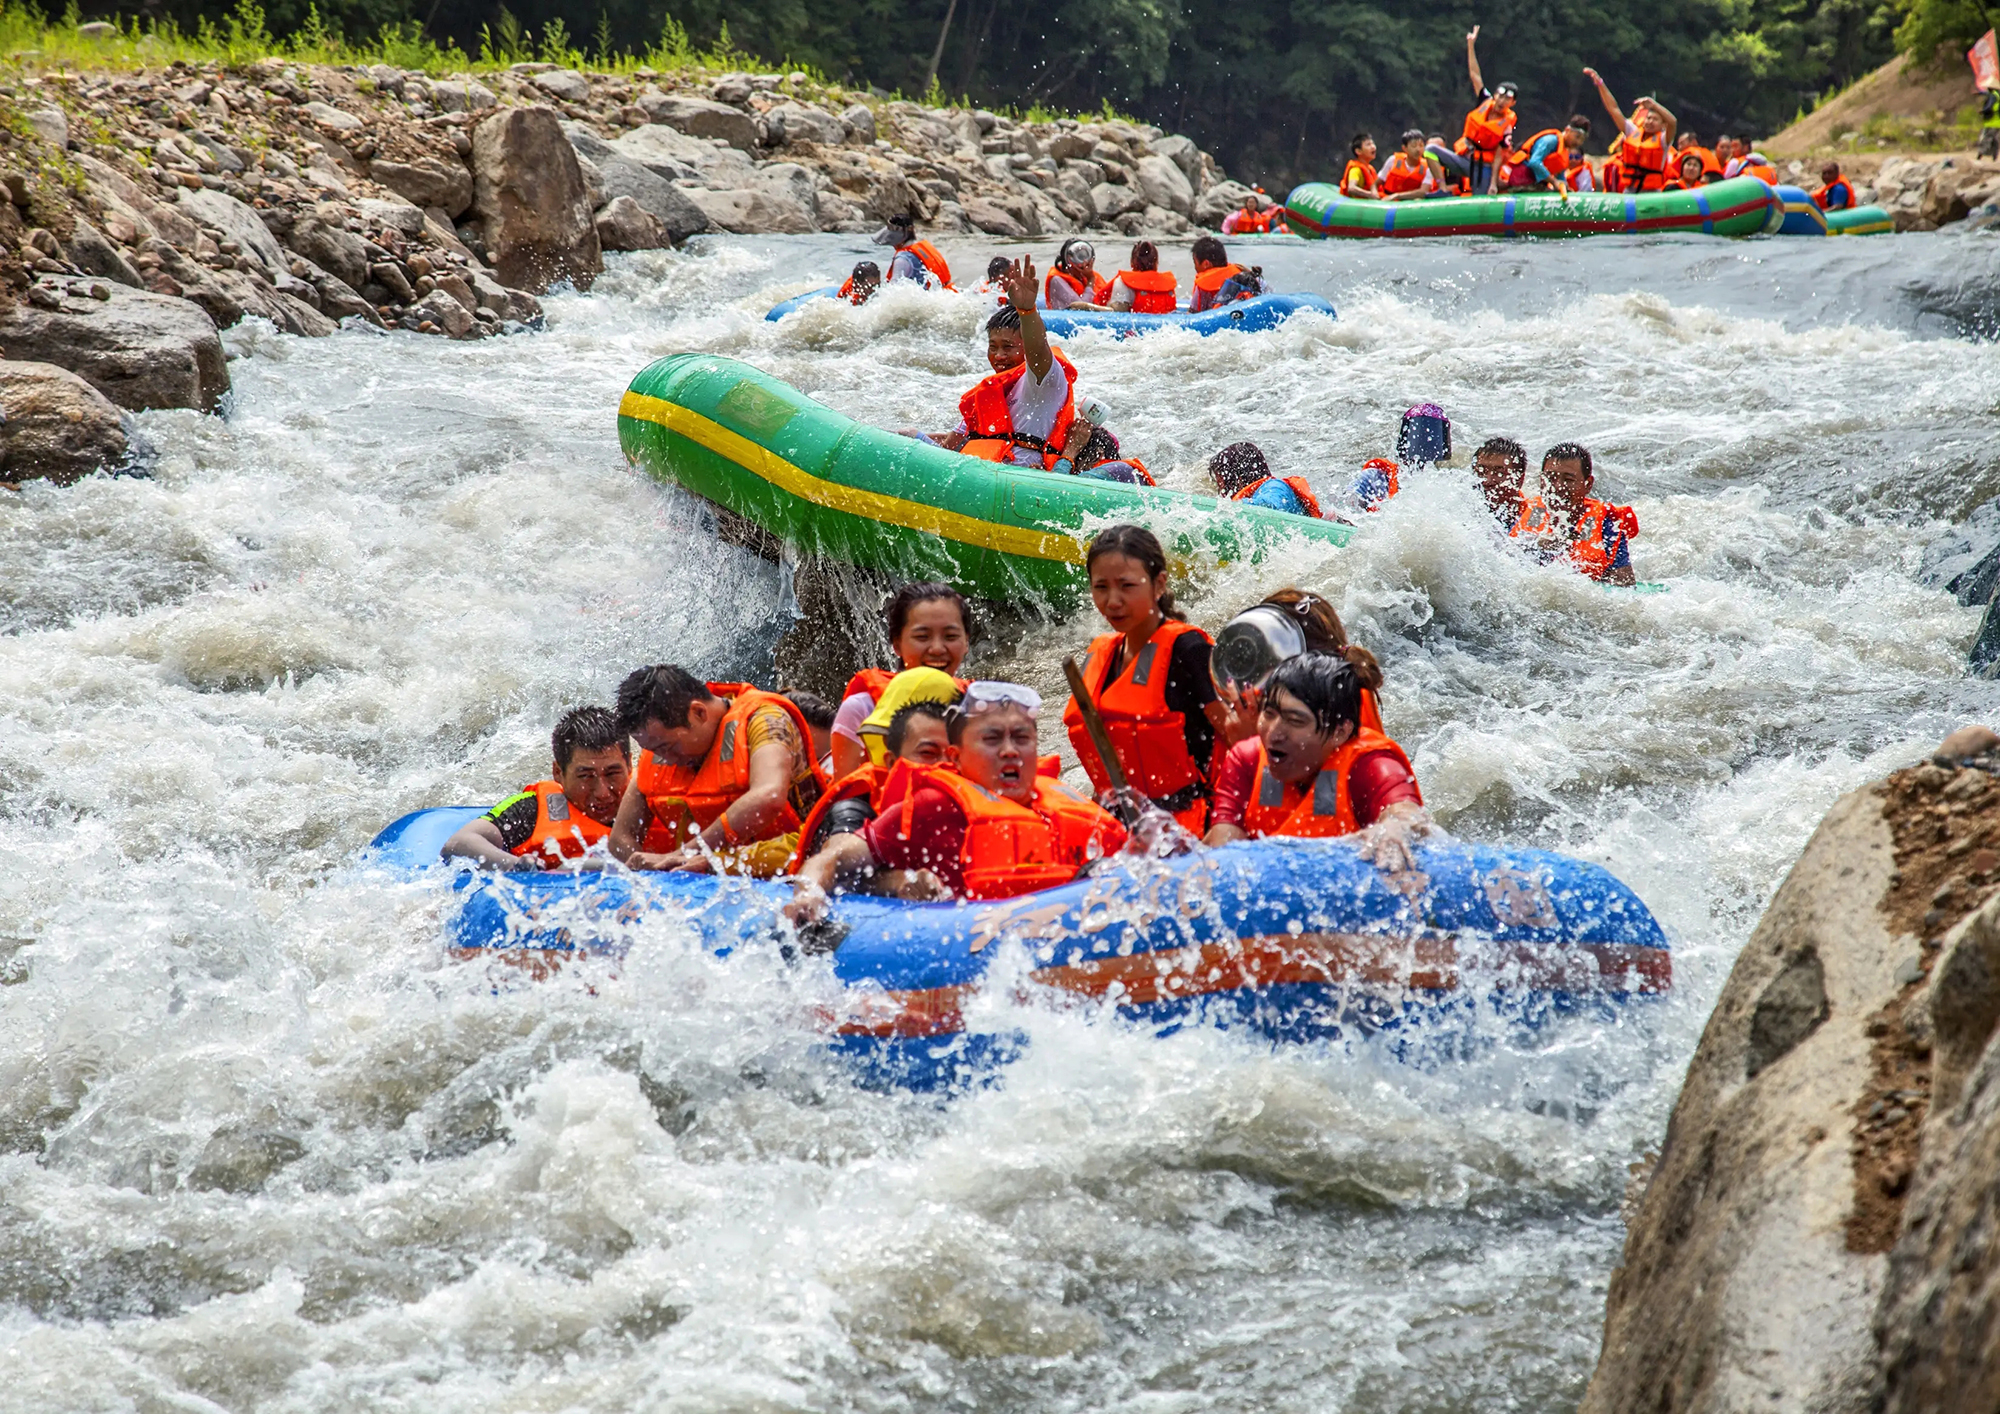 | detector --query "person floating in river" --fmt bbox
[1044,238,1110,309]
[1051,413,1154,484]
[838,261,881,306]
[967,255,1013,300]
[1472,435,1530,528]
[790,697,957,867]
[1063,525,1230,835]
[831,582,972,779]
[1460,26,1518,195]
[1512,442,1638,586]
[785,680,1129,920]
[1208,441,1324,517]
[1813,162,1854,211]
[1341,134,1380,197]
[873,213,953,289]
[608,665,827,877]
[1354,403,1452,510]
[1204,654,1430,876]
[441,705,631,871]
[930,257,1079,470]
[1584,68,1676,192]
[1106,241,1178,313]
[1189,236,1265,312]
